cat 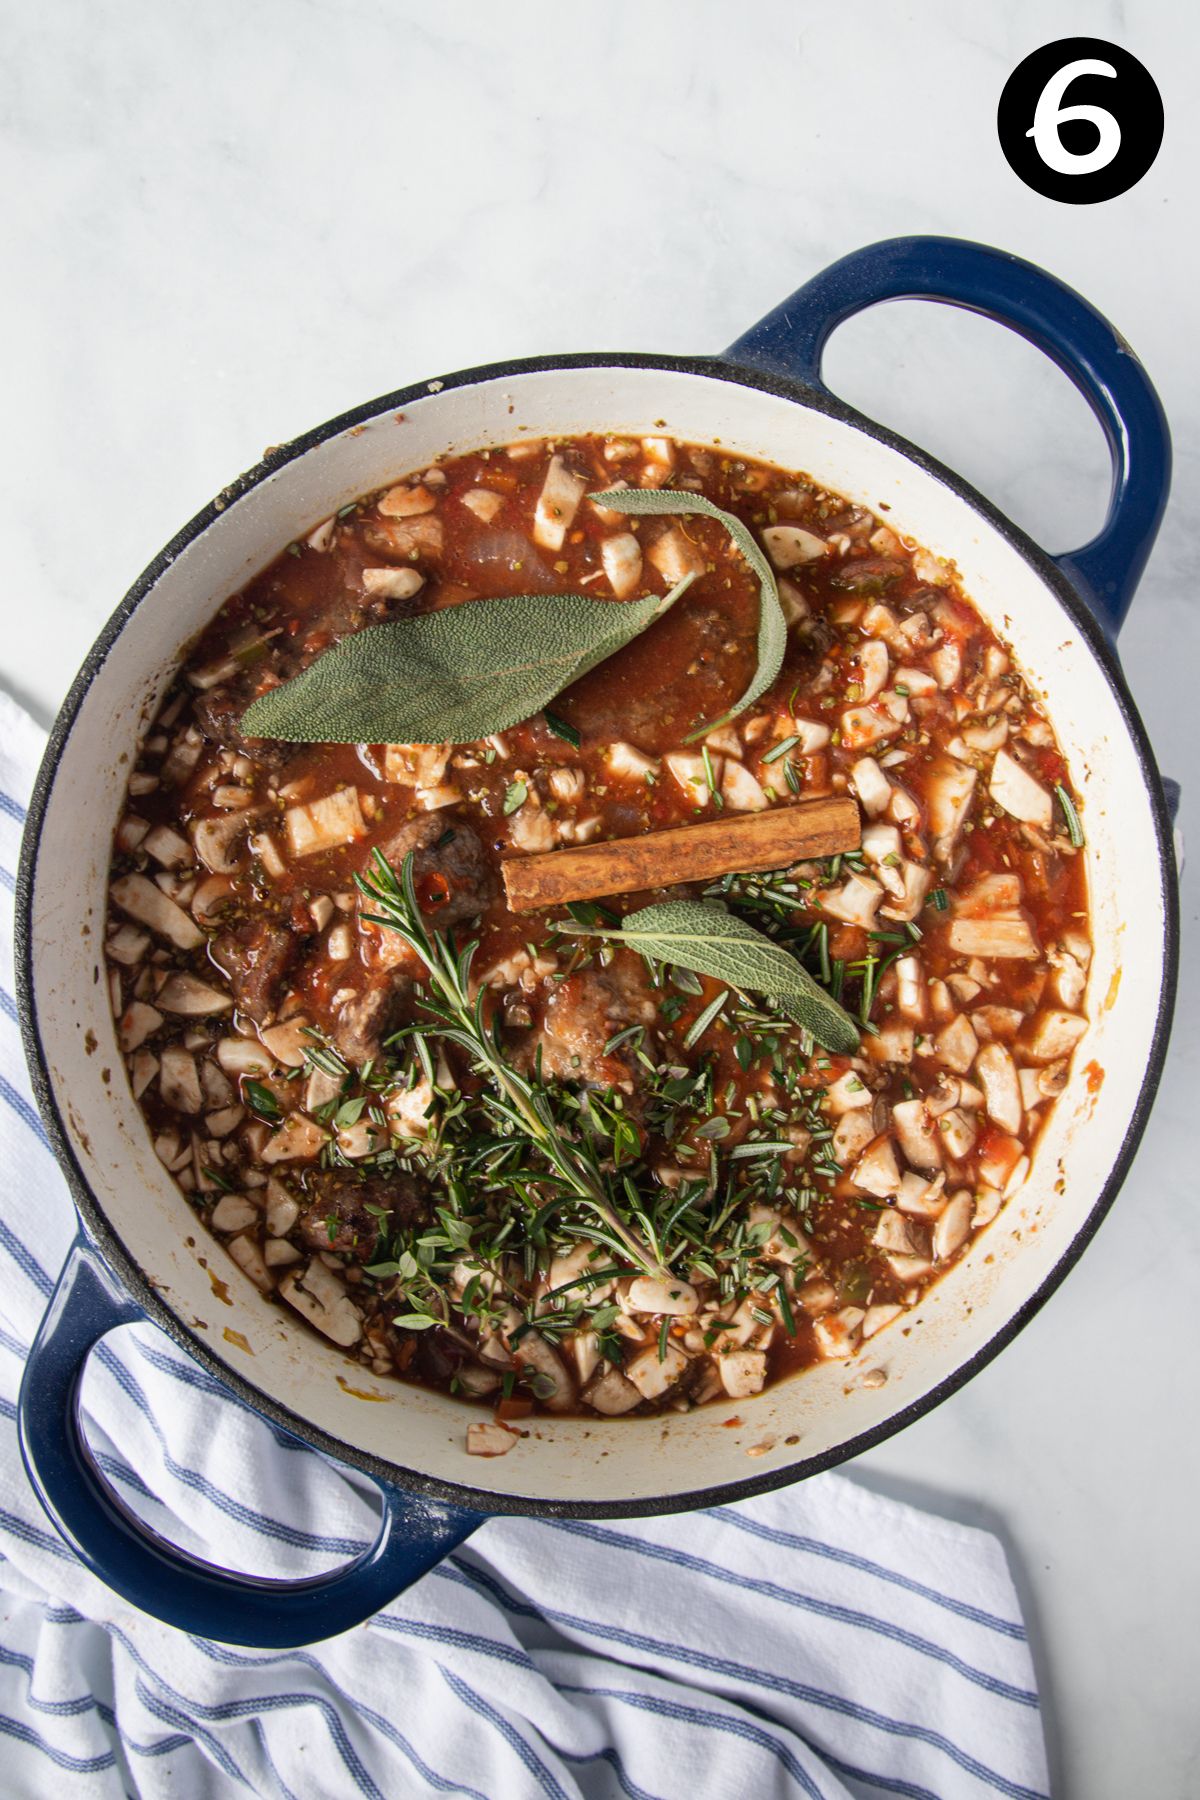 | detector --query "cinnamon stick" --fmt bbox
[502,796,861,914]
